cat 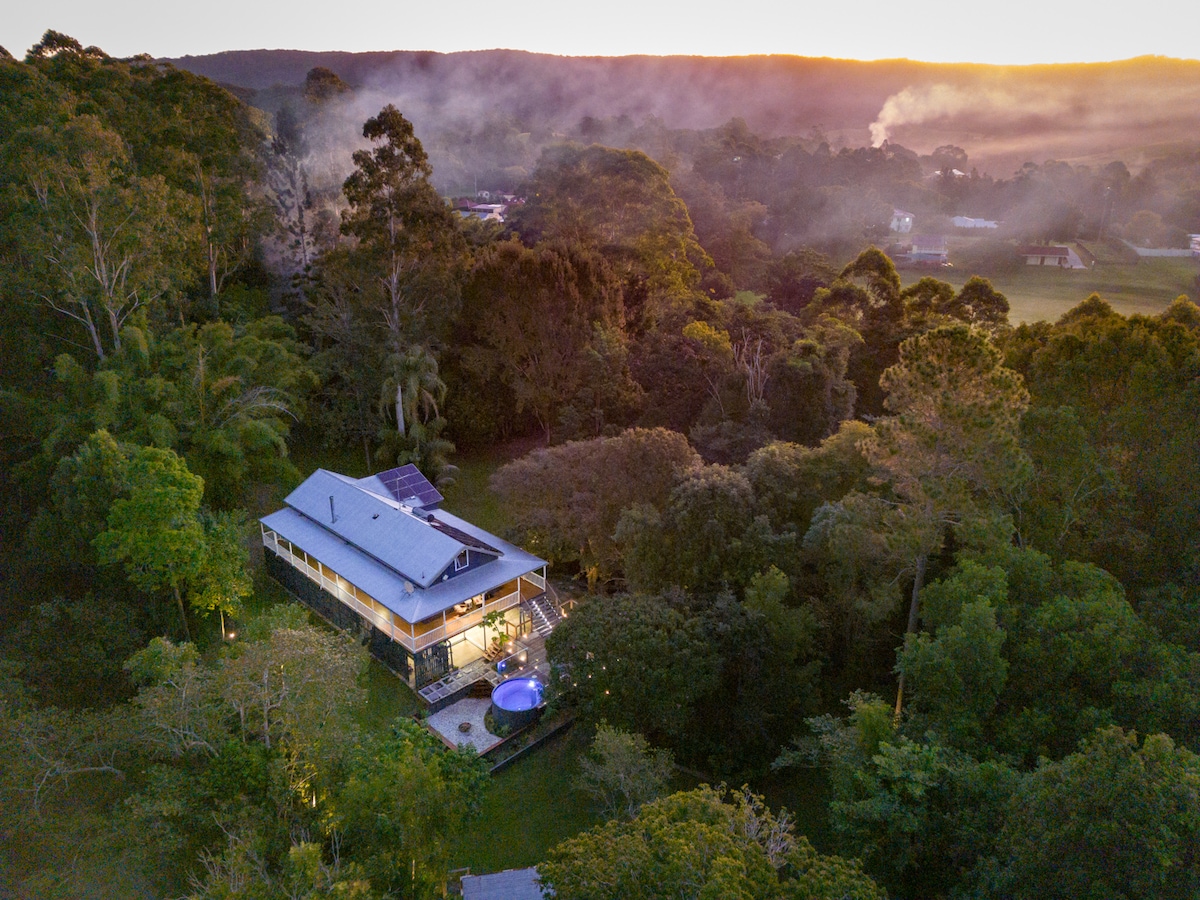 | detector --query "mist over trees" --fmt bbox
[2,29,1200,899]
